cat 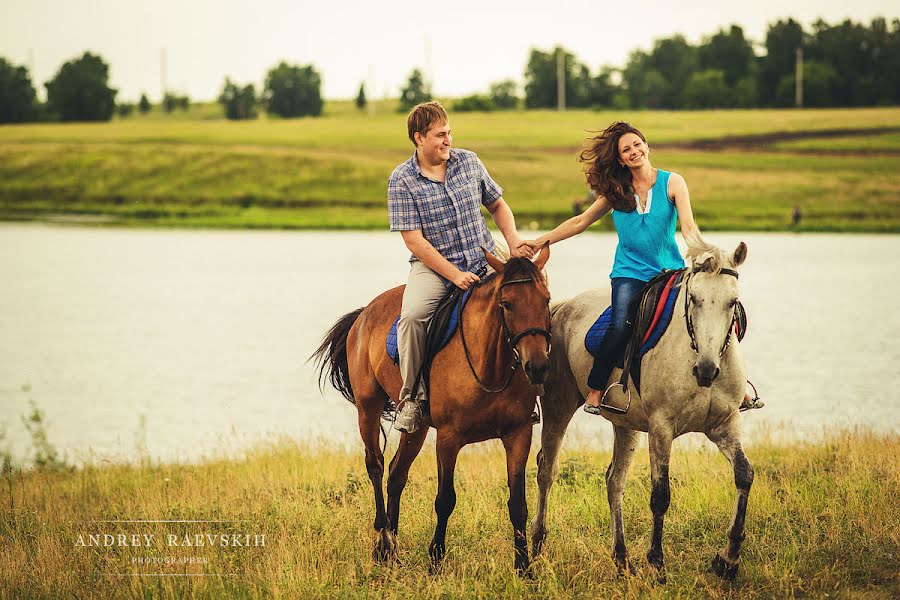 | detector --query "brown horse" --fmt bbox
[313,246,551,573]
